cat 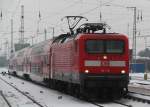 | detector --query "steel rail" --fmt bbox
[0,90,12,107]
[0,76,45,107]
